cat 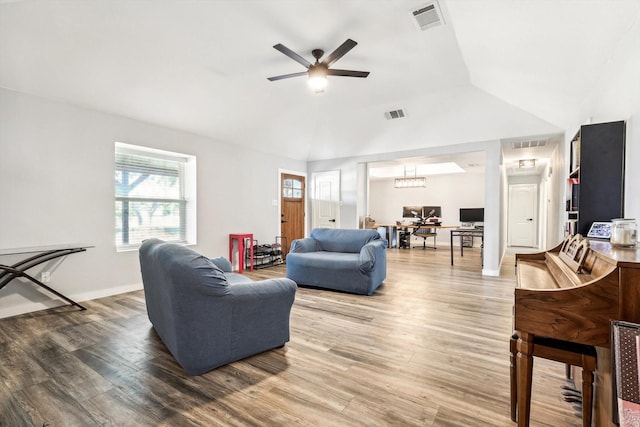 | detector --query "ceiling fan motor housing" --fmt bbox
[312,49,325,61]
